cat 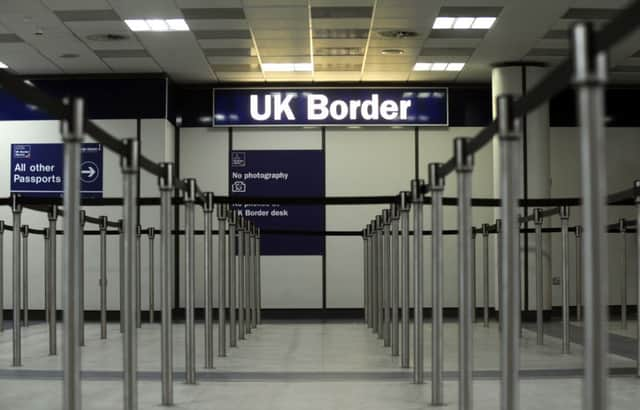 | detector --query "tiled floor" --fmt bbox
[0,319,638,409]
